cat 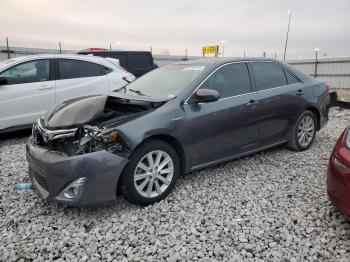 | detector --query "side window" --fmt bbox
[58,59,102,80]
[284,69,300,85]
[0,59,49,85]
[129,54,152,68]
[200,63,252,98]
[252,62,287,91]
[101,67,112,75]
